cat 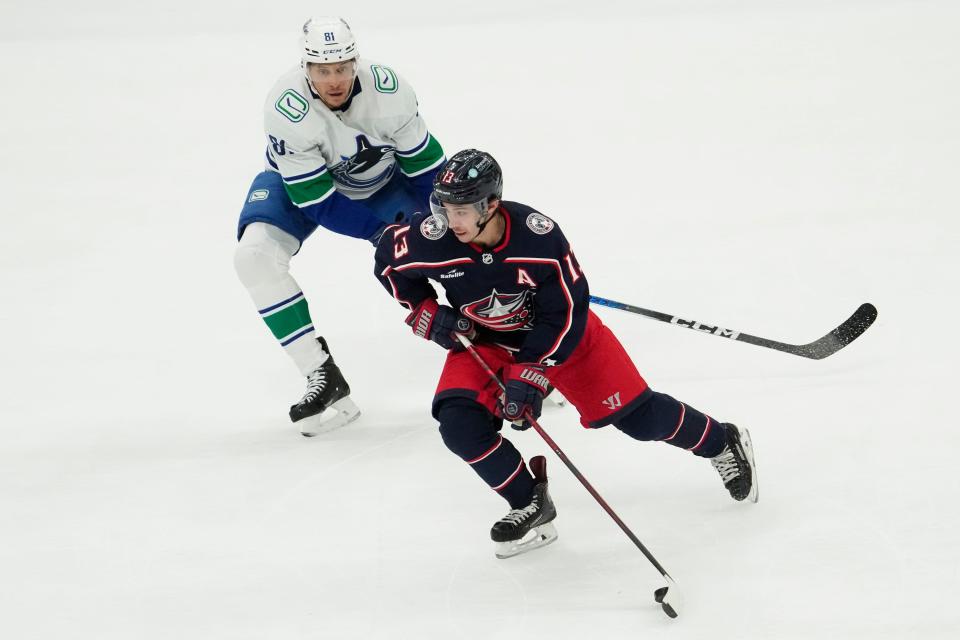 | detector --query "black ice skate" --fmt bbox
[491,456,558,559]
[289,336,360,437]
[710,424,759,503]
